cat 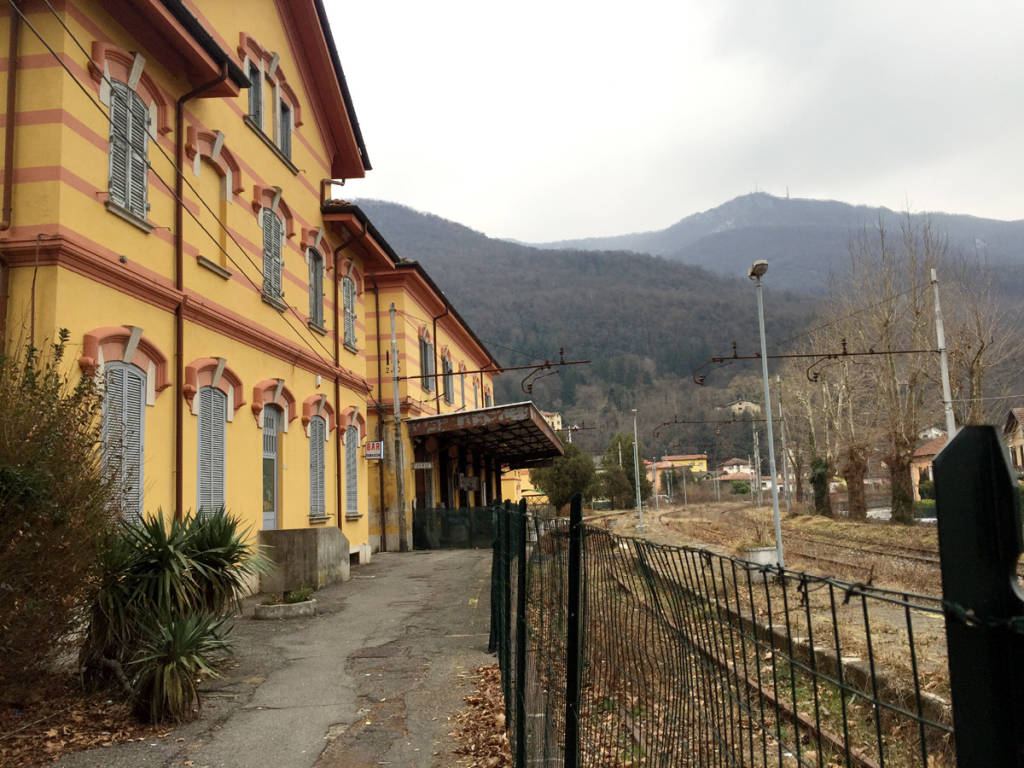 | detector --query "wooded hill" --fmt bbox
[536,192,1024,295]
[354,199,818,459]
